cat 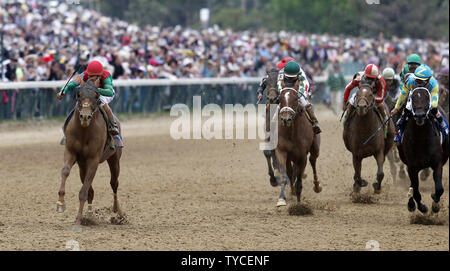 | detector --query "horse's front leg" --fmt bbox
[373,150,385,194]
[386,149,397,184]
[407,167,428,214]
[275,150,289,207]
[295,157,308,202]
[73,158,99,230]
[57,150,76,212]
[352,155,367,193]
[431,163,444,213]
[263,150,277,187]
